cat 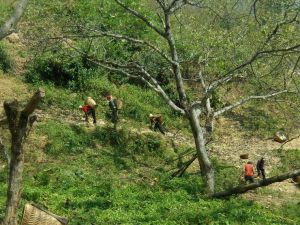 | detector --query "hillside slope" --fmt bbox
[0,0,299,222]
[0,72,299,224]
